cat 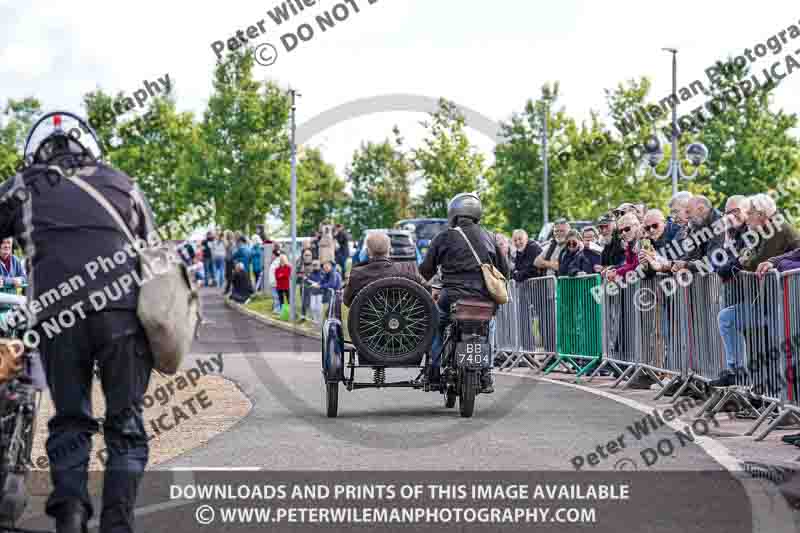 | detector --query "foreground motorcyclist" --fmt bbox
[419,193,509,393]
[0,112,157,533]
